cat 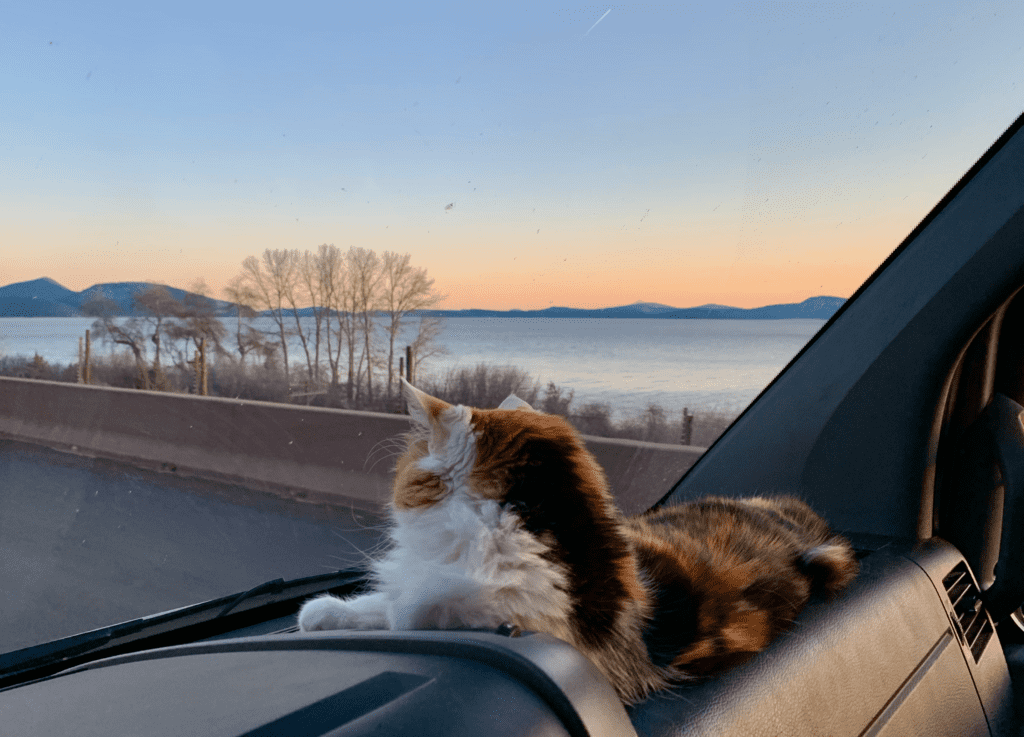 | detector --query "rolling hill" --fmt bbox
[0,279,846,320]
